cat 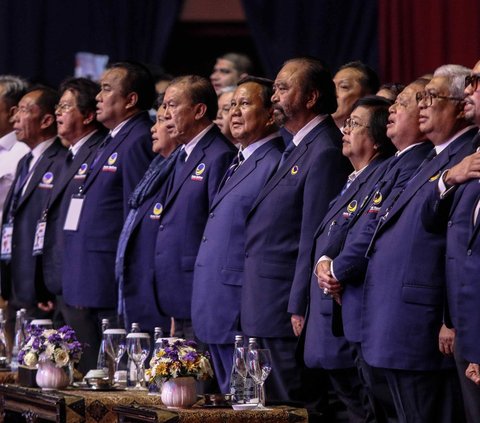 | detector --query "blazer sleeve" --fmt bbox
[288,146,348,316]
